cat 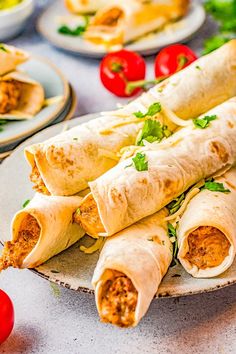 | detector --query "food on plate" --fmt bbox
[92,209,172,327]
[64,0,107,14]
[0,193,85,270]
[177,168,236,278]
[0,0,22,11]
[100,49,146,97]
[0,290,14,344]
[0,71,44,119]
[154,43,197,79]
[85,0,190,47]
[0,43,29,76]
[25,41,236,196]
[76,98,236,237]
